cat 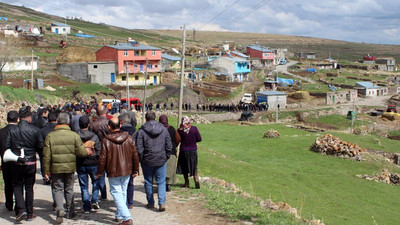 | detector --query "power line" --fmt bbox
[192,0,218,23]
[221,0,271,30]
[196,0,242,31]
